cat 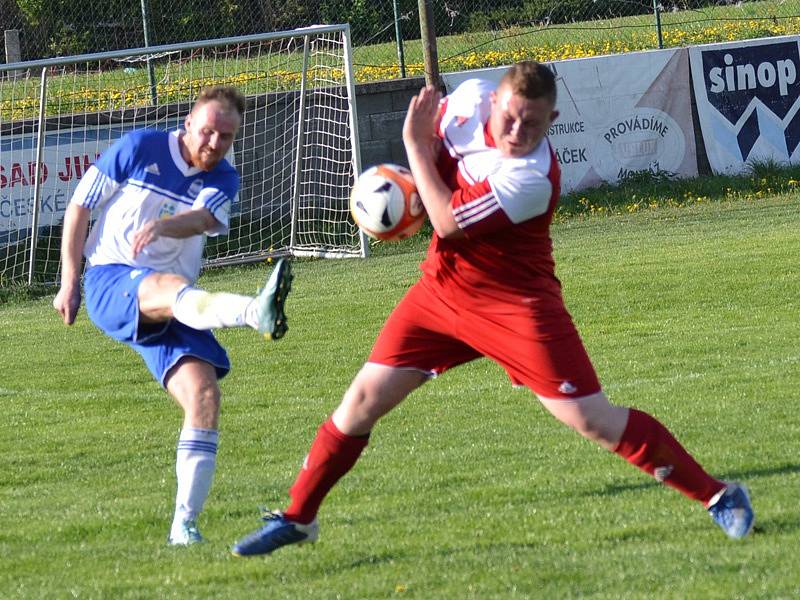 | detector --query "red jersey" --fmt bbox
[421,79,563,308]
[370,80,599,396]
